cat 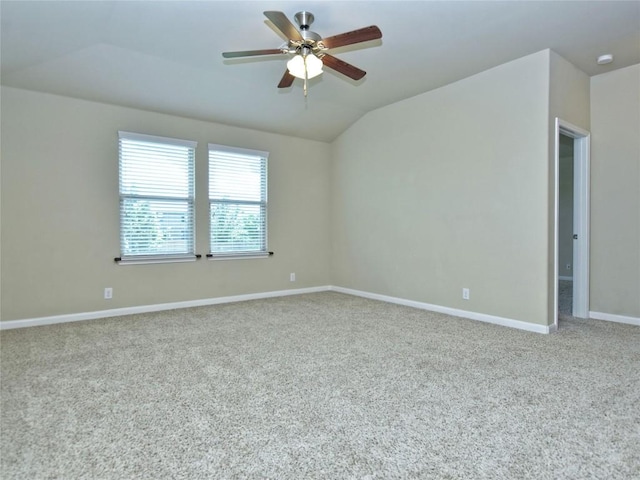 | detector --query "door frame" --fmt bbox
[554,118,590,328]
